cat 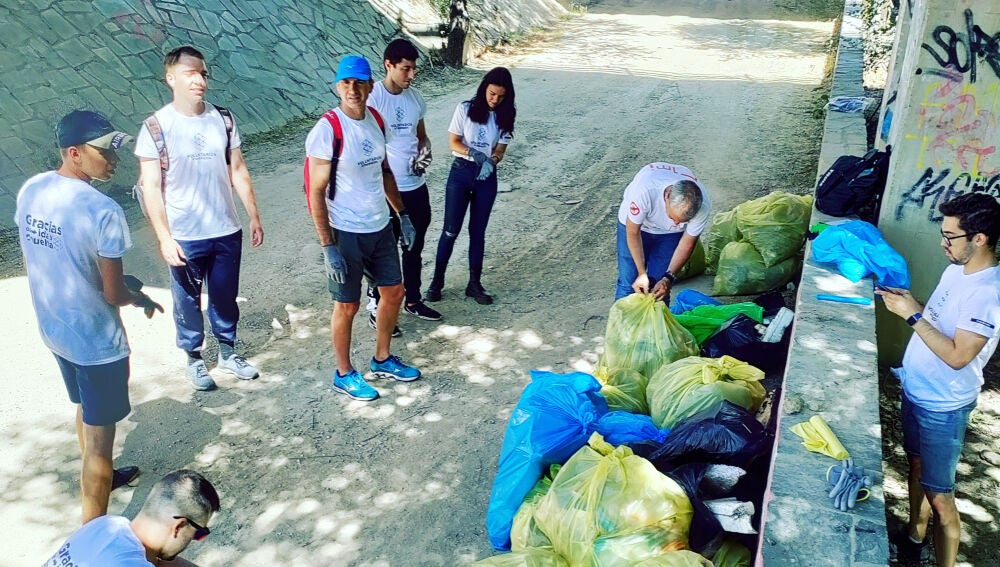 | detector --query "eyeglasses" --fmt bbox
[940,230,971,246]
[174,516,211,541]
